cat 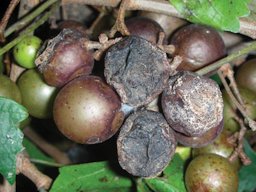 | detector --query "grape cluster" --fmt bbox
[34,19,225,178]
